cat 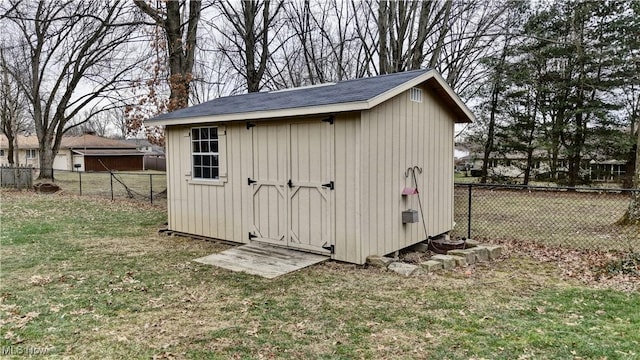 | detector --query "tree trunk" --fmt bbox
[621,127,640,223]
[524,148,533,185]
[479,22,512,184]
[5,132,15,165]
[134,0,202,107]
[378,1,389,75]
[38,147,55,180]
[13,131,20,190]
